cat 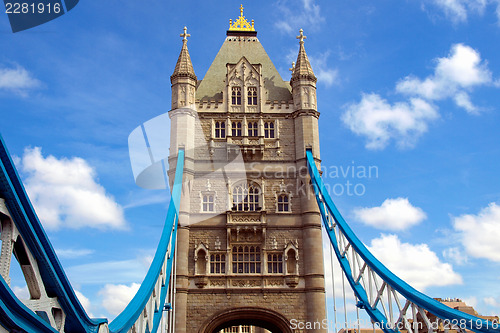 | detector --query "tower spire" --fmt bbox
[171,26,197,82]
[291,29,316,83]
